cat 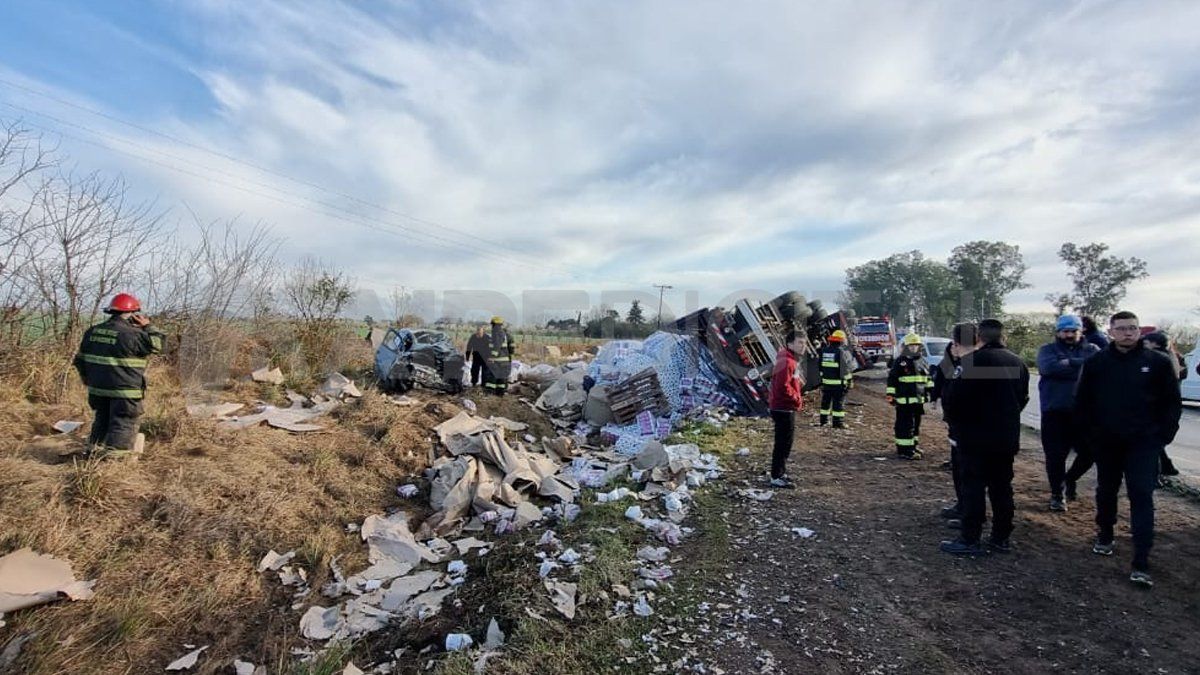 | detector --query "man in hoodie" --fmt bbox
[1081,316,1110,351]
[1141,331,1185,478]
[768,330,806,488]
[1036,315,1101,511]
[940,319,1030,556]
[1076,312,1182,587]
